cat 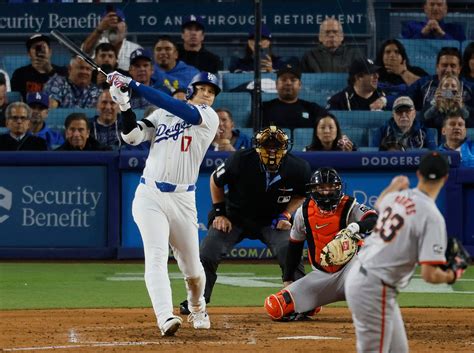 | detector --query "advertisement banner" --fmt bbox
[0,166,107,247]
